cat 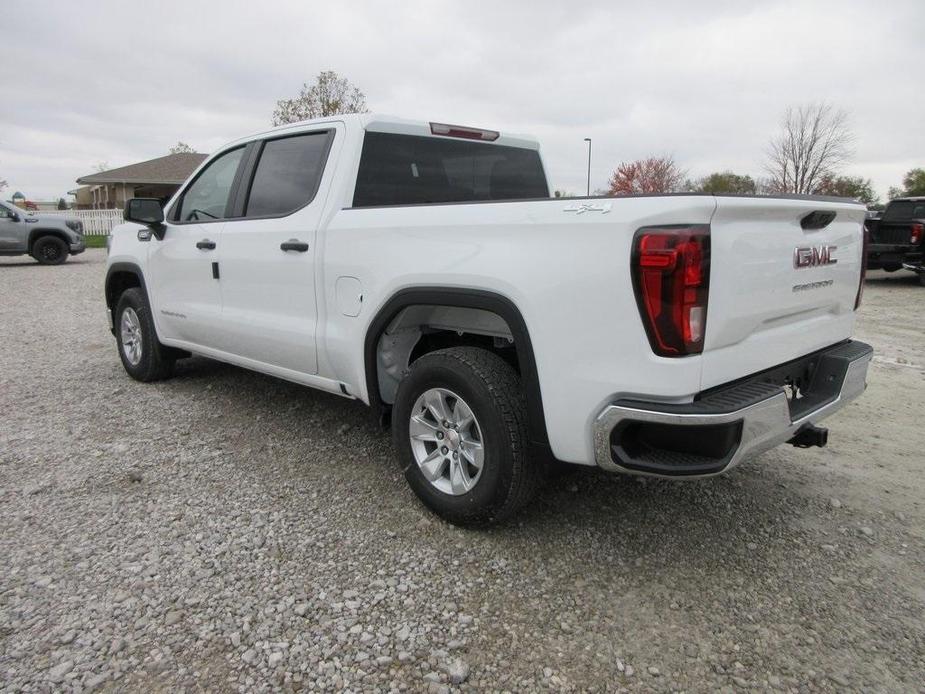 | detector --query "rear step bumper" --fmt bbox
[593,340,873,478]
